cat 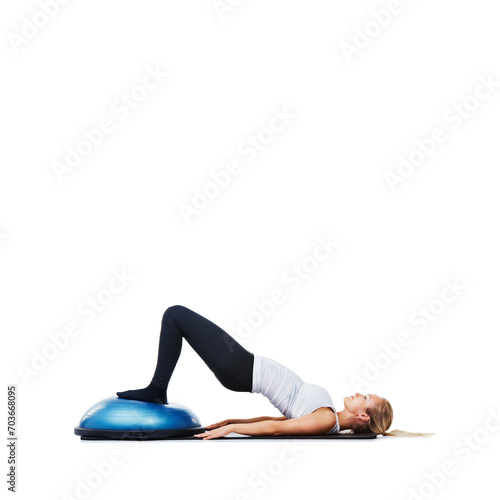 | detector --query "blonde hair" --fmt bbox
[350,397,434,437]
